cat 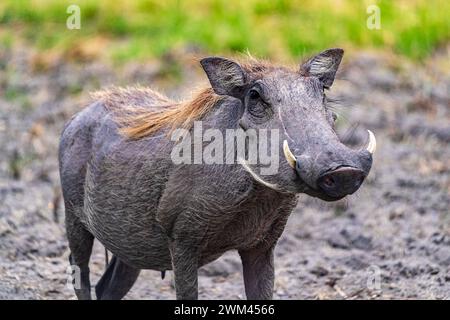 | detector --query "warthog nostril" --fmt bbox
[322,176,335,188]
